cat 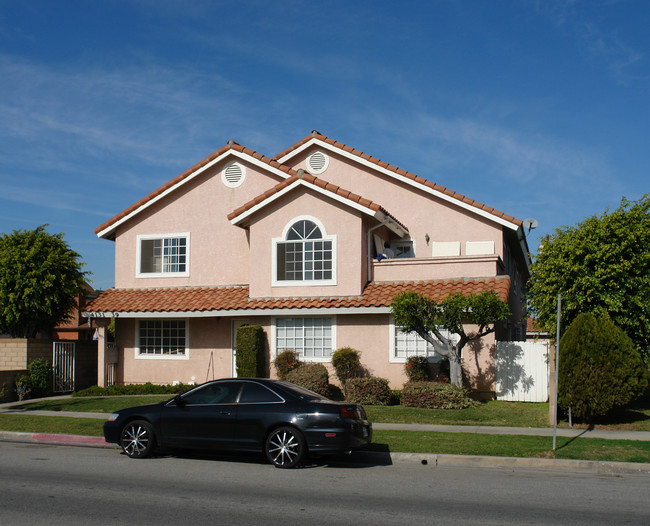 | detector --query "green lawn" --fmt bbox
[9,395,171,413]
